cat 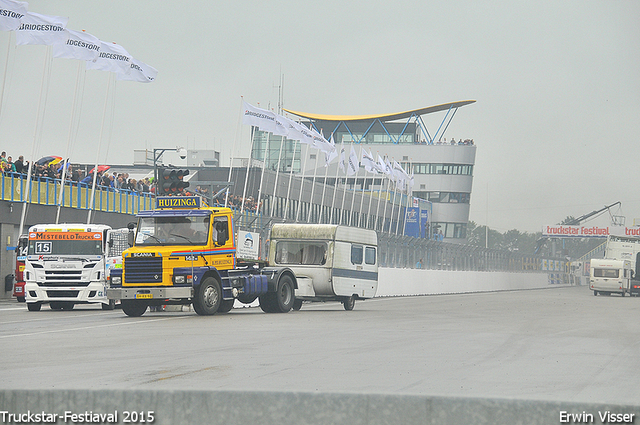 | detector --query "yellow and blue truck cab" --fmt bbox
[107,196,297,317]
